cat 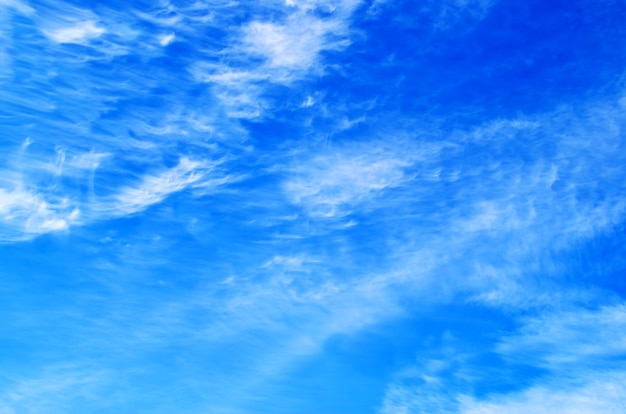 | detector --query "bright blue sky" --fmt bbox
[1,0,626,412]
